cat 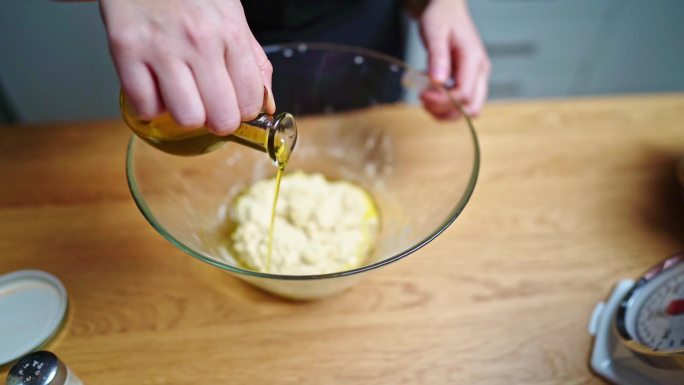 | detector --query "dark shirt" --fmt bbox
[243,0,406,58]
